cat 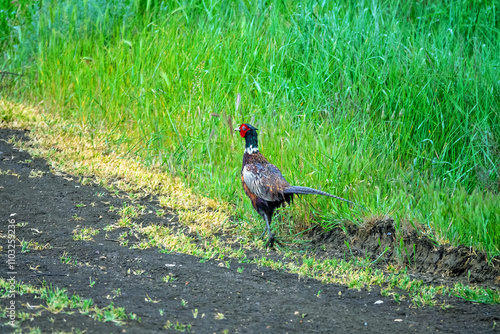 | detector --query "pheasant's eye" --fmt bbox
[241,125,247,130]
